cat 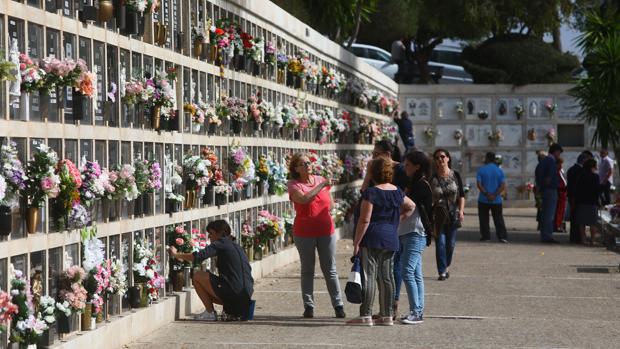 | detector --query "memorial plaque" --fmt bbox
[557,96,580,120]
[496,151,522,175]
[505,178,521,201]
[406,97,432,121]
[414,124,432,148]
[465,124,493,147]
[496,97,524,121]
[497,124,523,147]
[451,151,463,172]
[526,97,554,119]
[465,97,492,121]
[525,124,554,148]
[435,98,462,120]
[436,124,465,147]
